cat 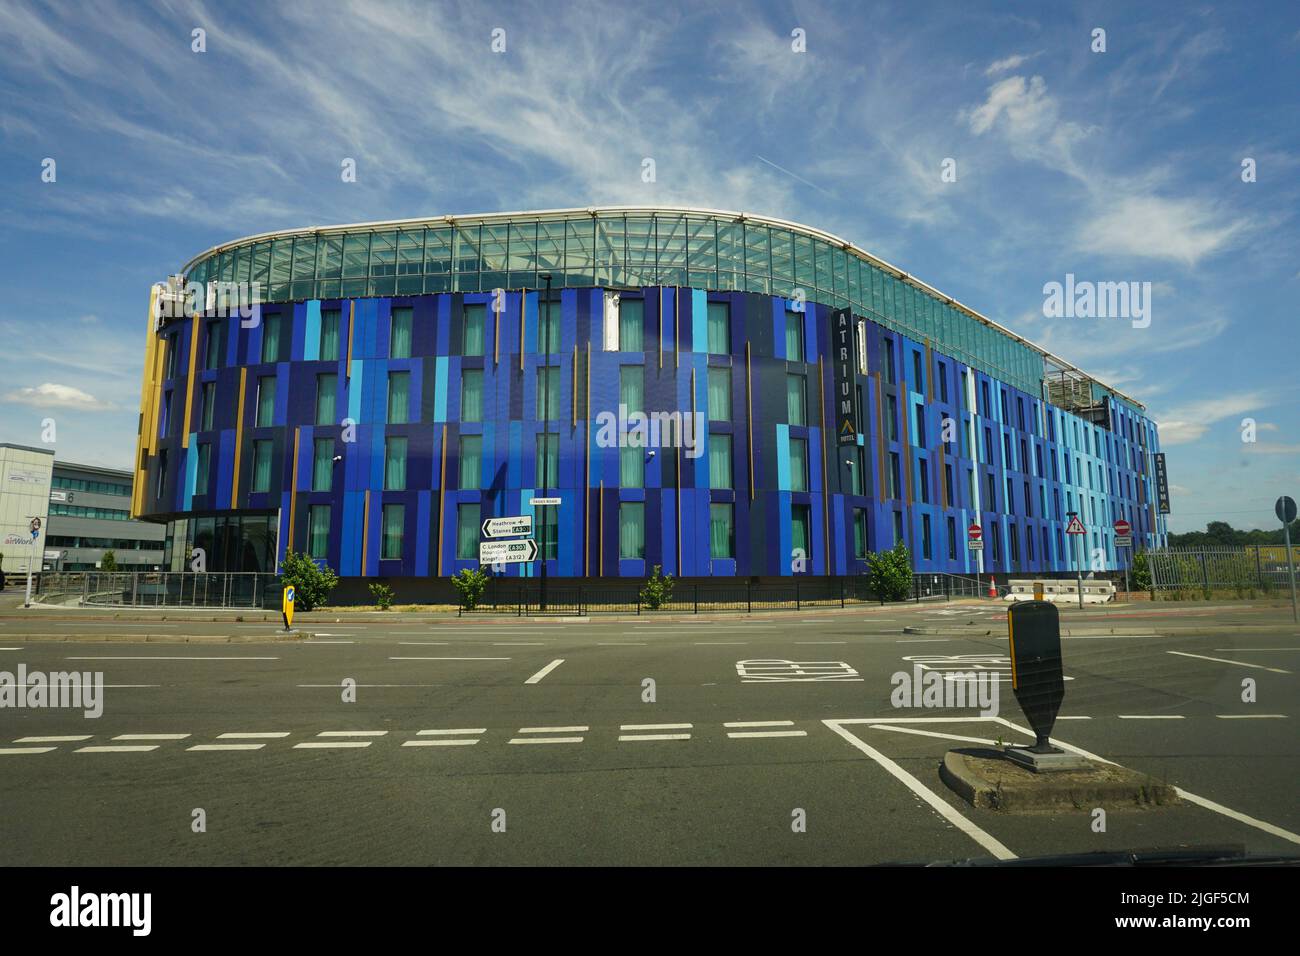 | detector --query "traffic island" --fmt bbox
[940,747,1181,812]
